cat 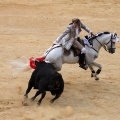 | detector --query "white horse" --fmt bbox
[11,32,119,80]
[44,32,119,80]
